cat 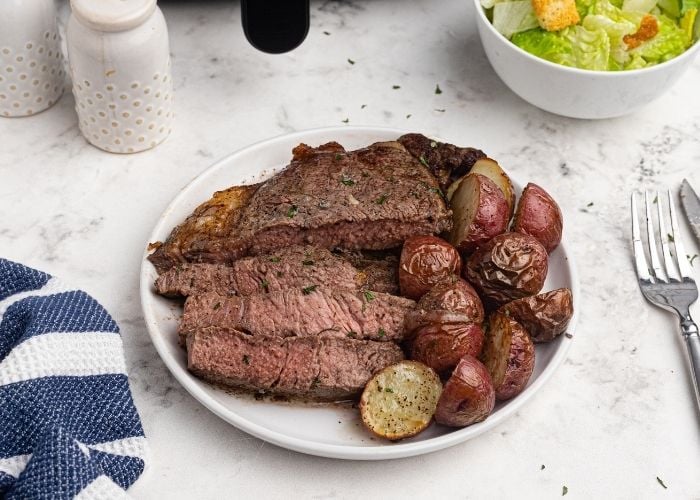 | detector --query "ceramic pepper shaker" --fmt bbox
[66,0,173,153]
[0,0,65,118]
